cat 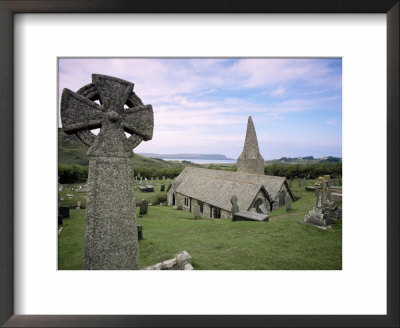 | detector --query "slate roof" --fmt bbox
[172,167,293,212]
